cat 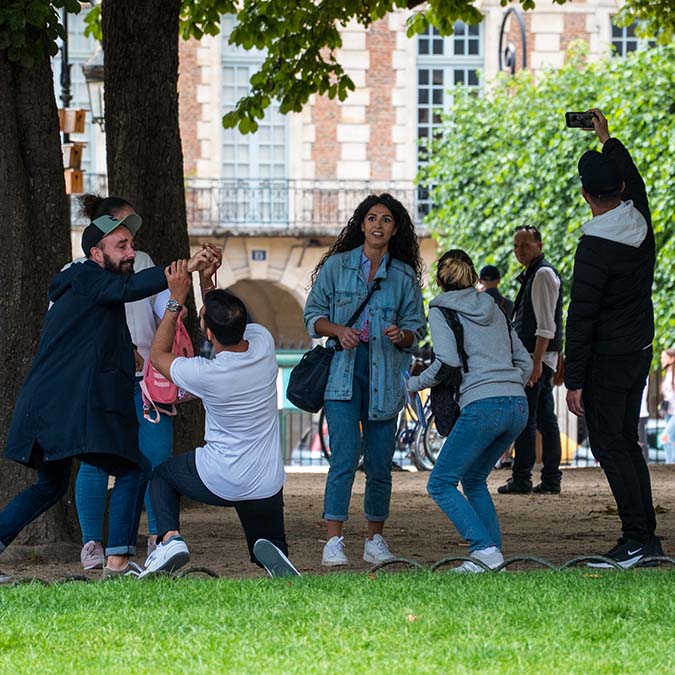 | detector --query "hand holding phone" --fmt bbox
[565,111,596,130]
